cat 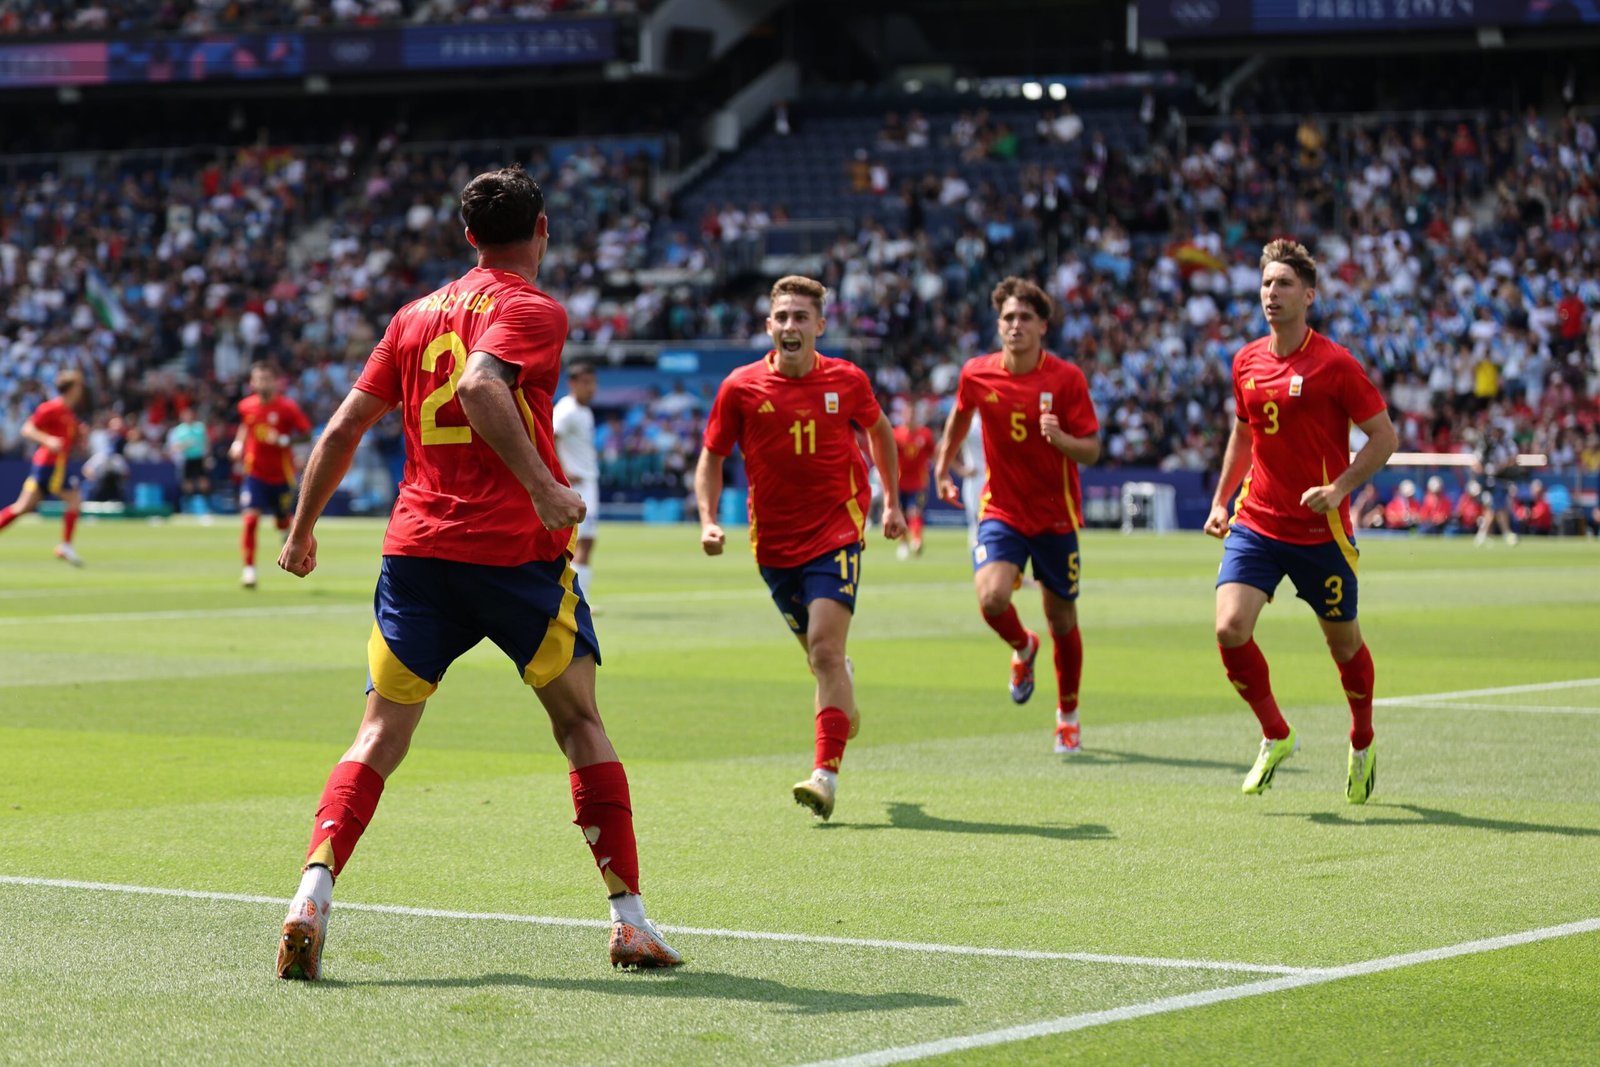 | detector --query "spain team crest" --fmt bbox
[825,391,839,413]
